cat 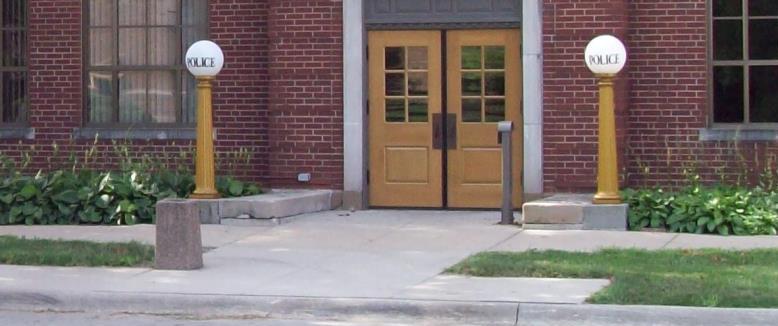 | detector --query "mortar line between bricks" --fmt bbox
[660,234,680,249]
